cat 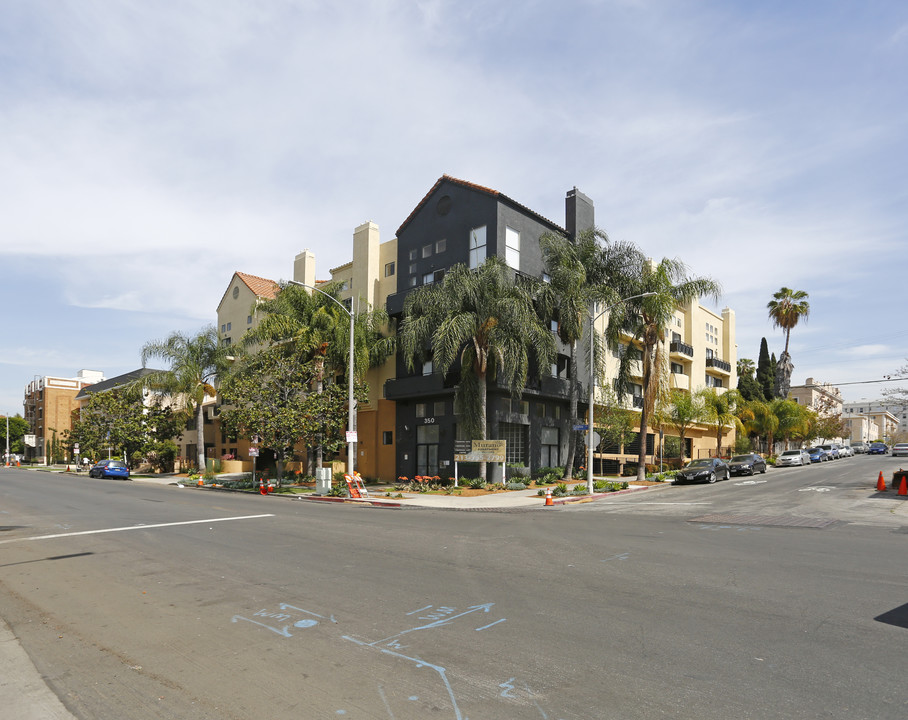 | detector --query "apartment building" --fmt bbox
[788,377,844,415]
[842,398,908,443]
[23,369,104,462]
